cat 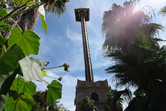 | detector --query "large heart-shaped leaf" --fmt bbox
[0,45,25,75]
[0,46,25,92]
[10,77,25,94]
[5,94,35,111]
[10,77,37,95]
[46,80,62,106]
[5,77,36,111]
[8,27,40,56]
[19,57,43,81]
[0,72,17,95]
[24,81,37,95]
